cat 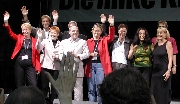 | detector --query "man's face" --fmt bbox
[69,26,79,39]
[158,23,166,29]
[118,27,127,40]
[41,18,50,29]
